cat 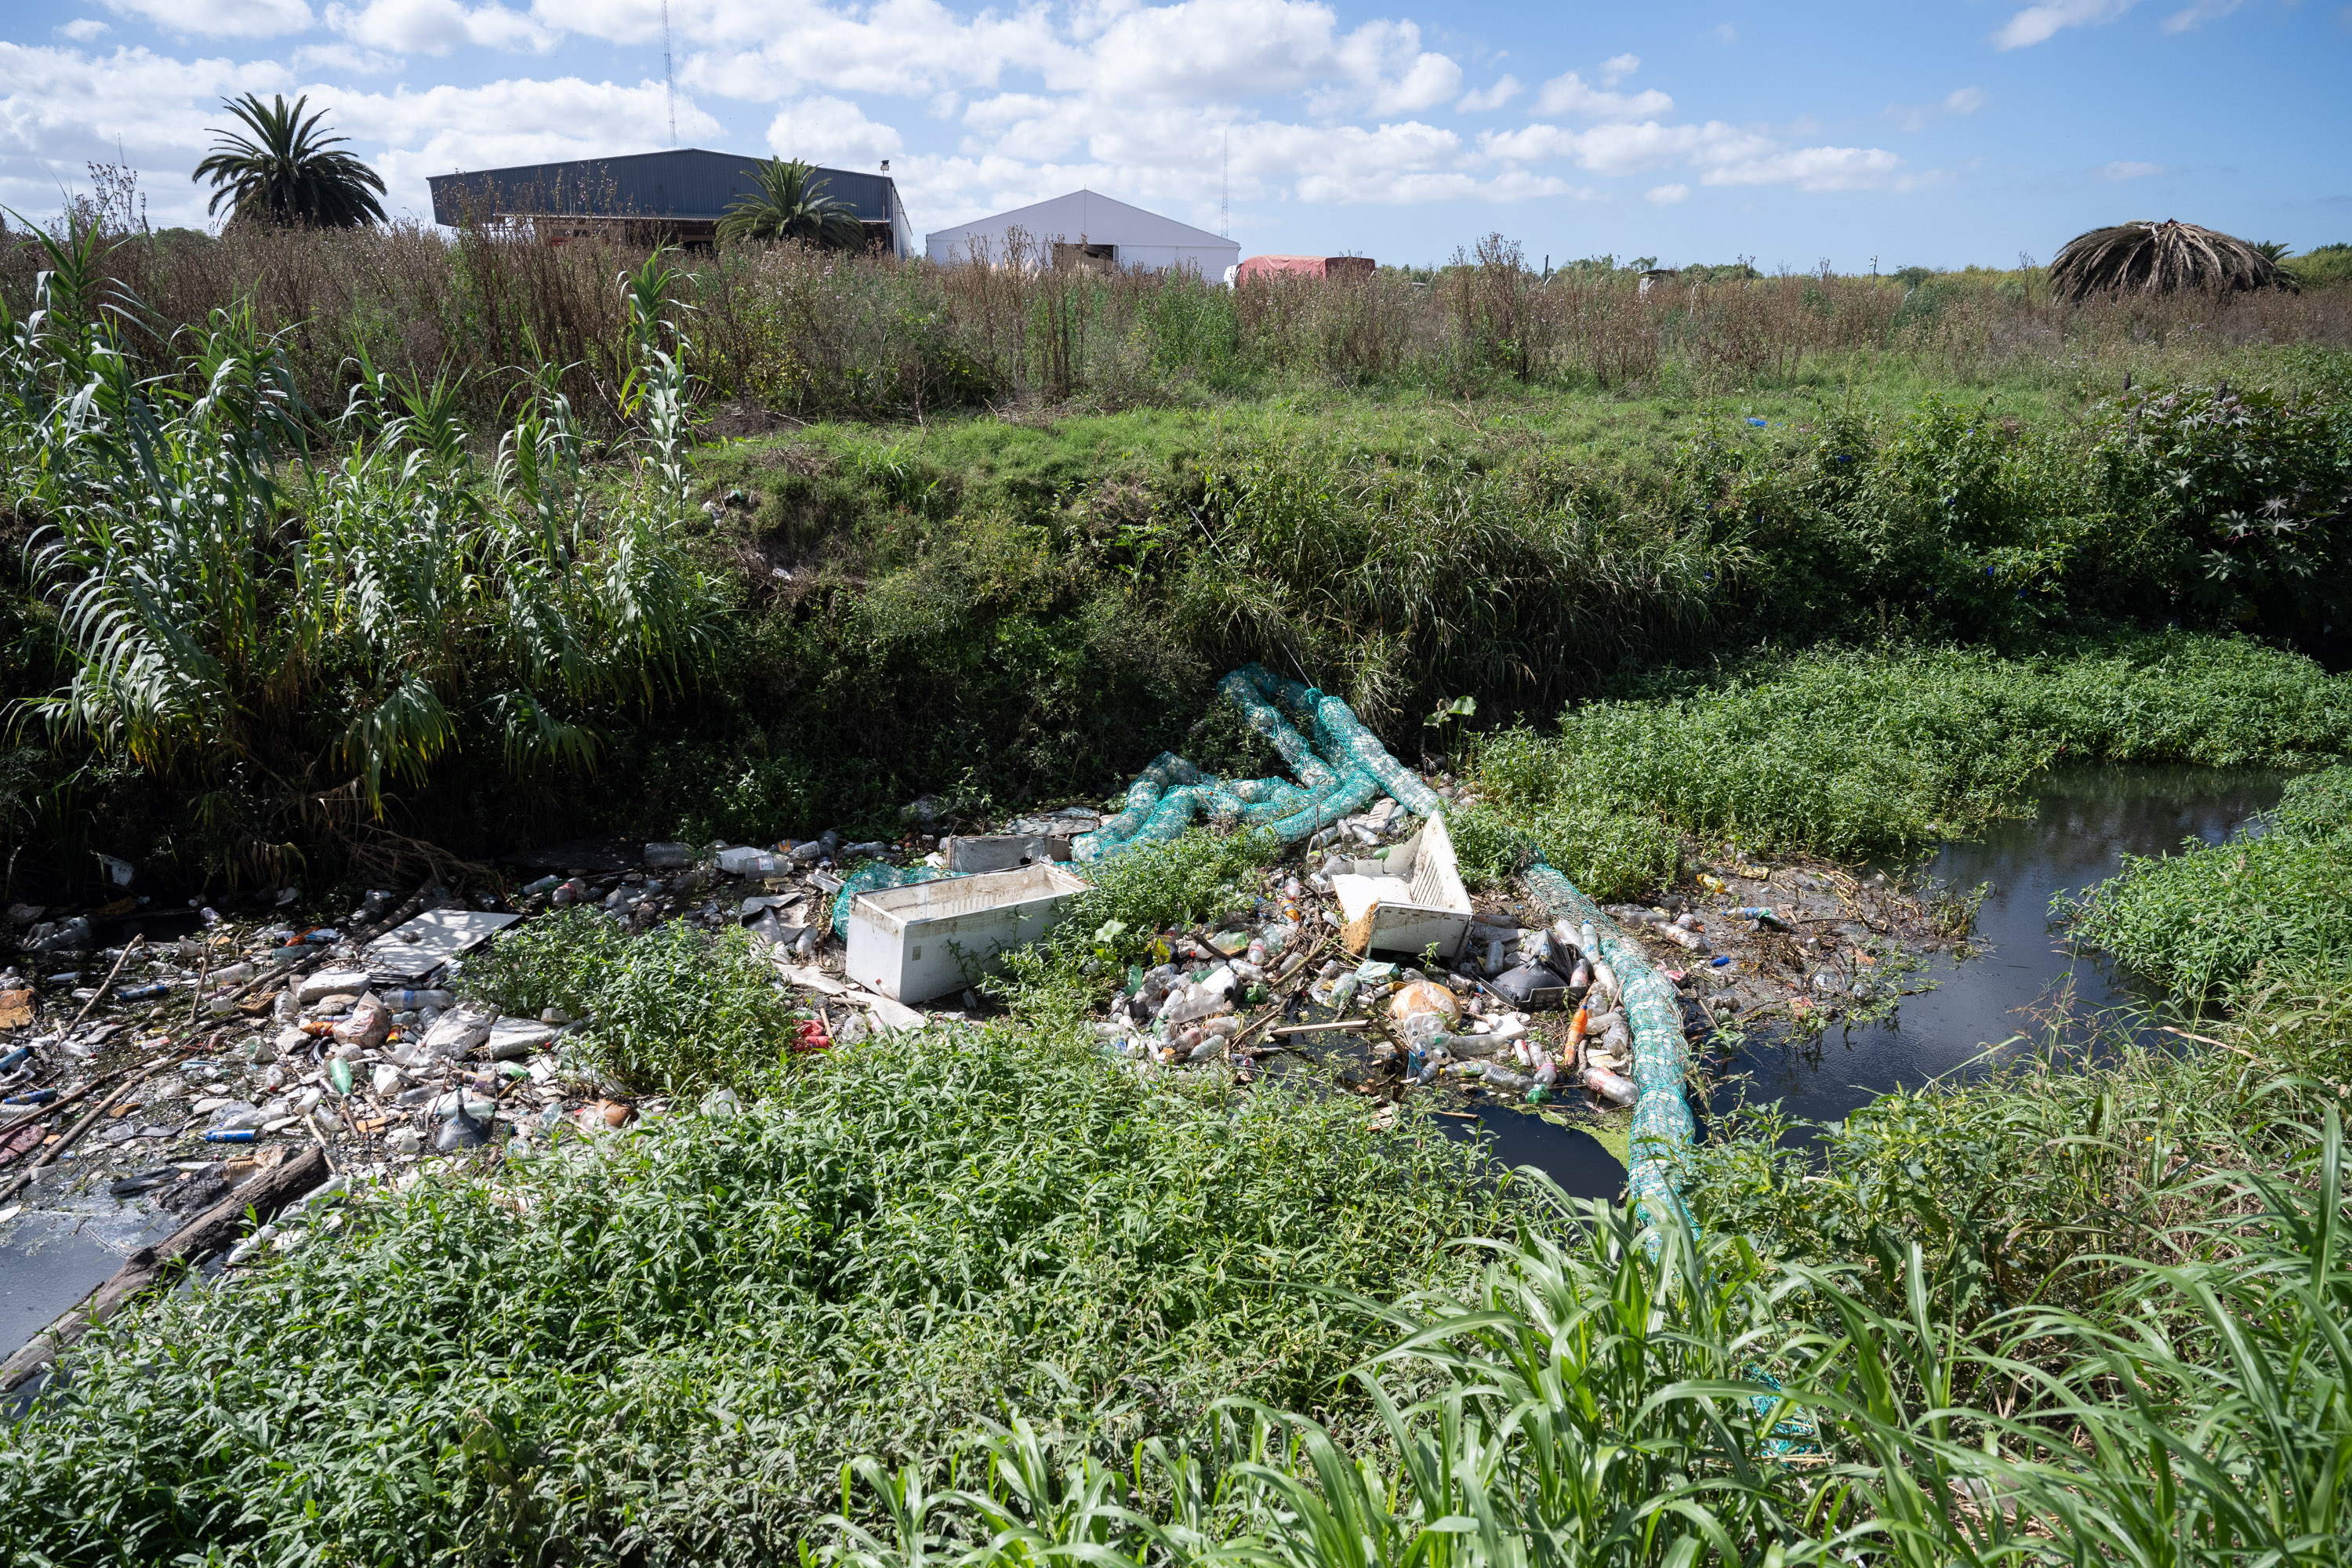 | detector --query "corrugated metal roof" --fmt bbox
[426,149,907,246]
